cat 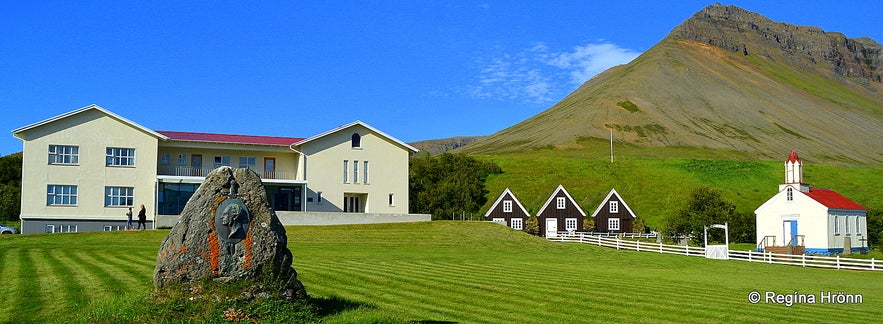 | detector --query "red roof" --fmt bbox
[805,188,867,210]
[786,148,801,163]
[157,131,304,146]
